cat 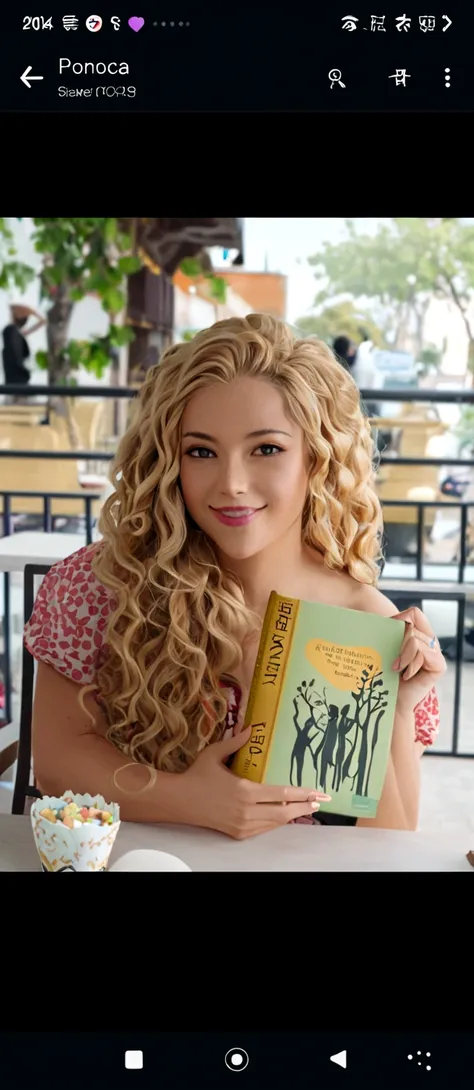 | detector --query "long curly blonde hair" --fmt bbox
[89,313,383,775]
